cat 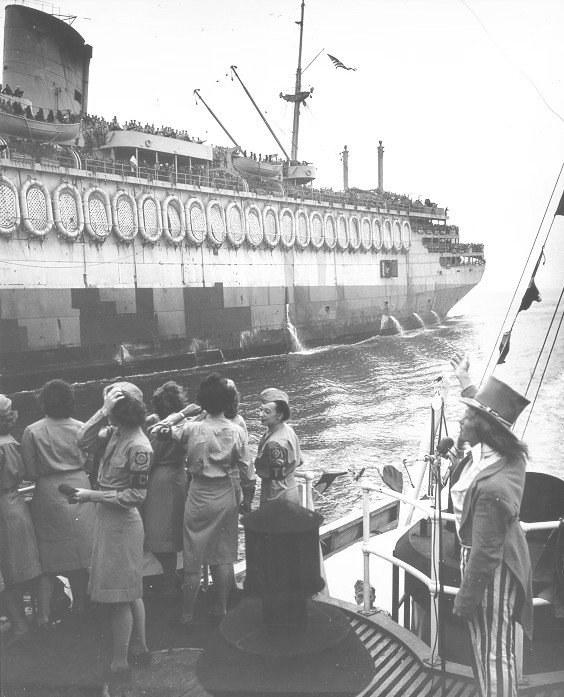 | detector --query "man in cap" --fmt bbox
[449,353,532,697]
[254,388,303,505]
